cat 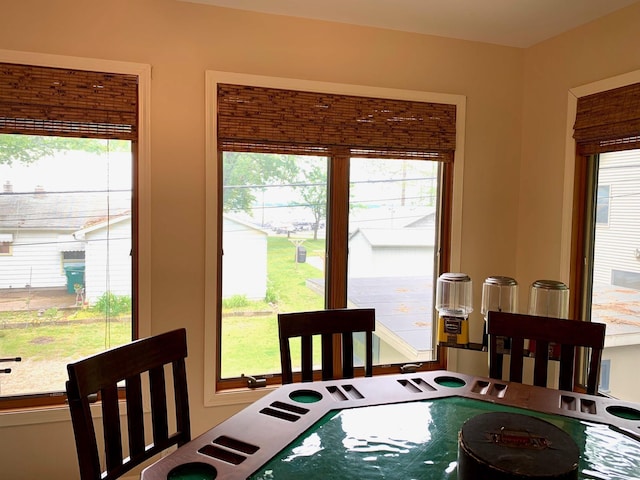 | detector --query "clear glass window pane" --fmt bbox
[596,184,610,224]
[591,149,640,402]
[0,135,133,397]
[348,158,439,366]
[220,152,327,378]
